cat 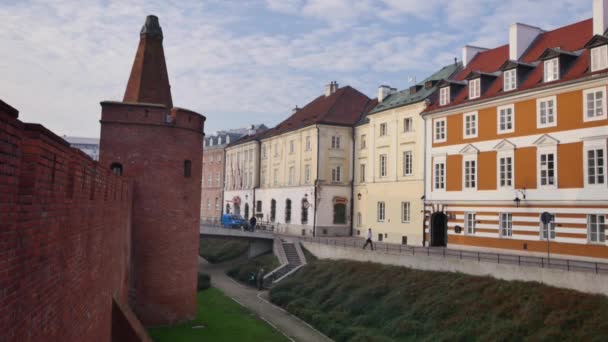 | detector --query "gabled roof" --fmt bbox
[423,18,596,114]
[262,86,374,139]
[358,62,461,125]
